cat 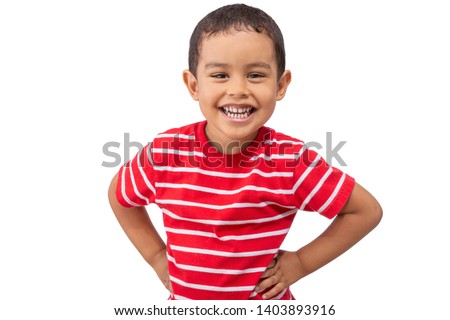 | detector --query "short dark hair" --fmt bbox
[188,4,286,79]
